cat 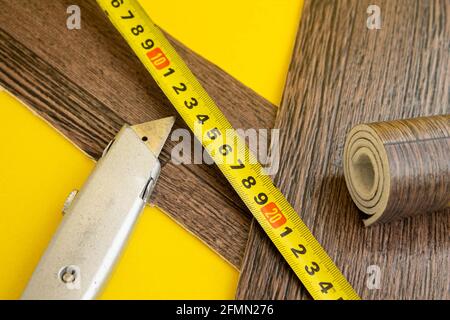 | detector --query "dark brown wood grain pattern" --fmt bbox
[344,115,450,225]
[237,0,449,299]
[0,0,278,268]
